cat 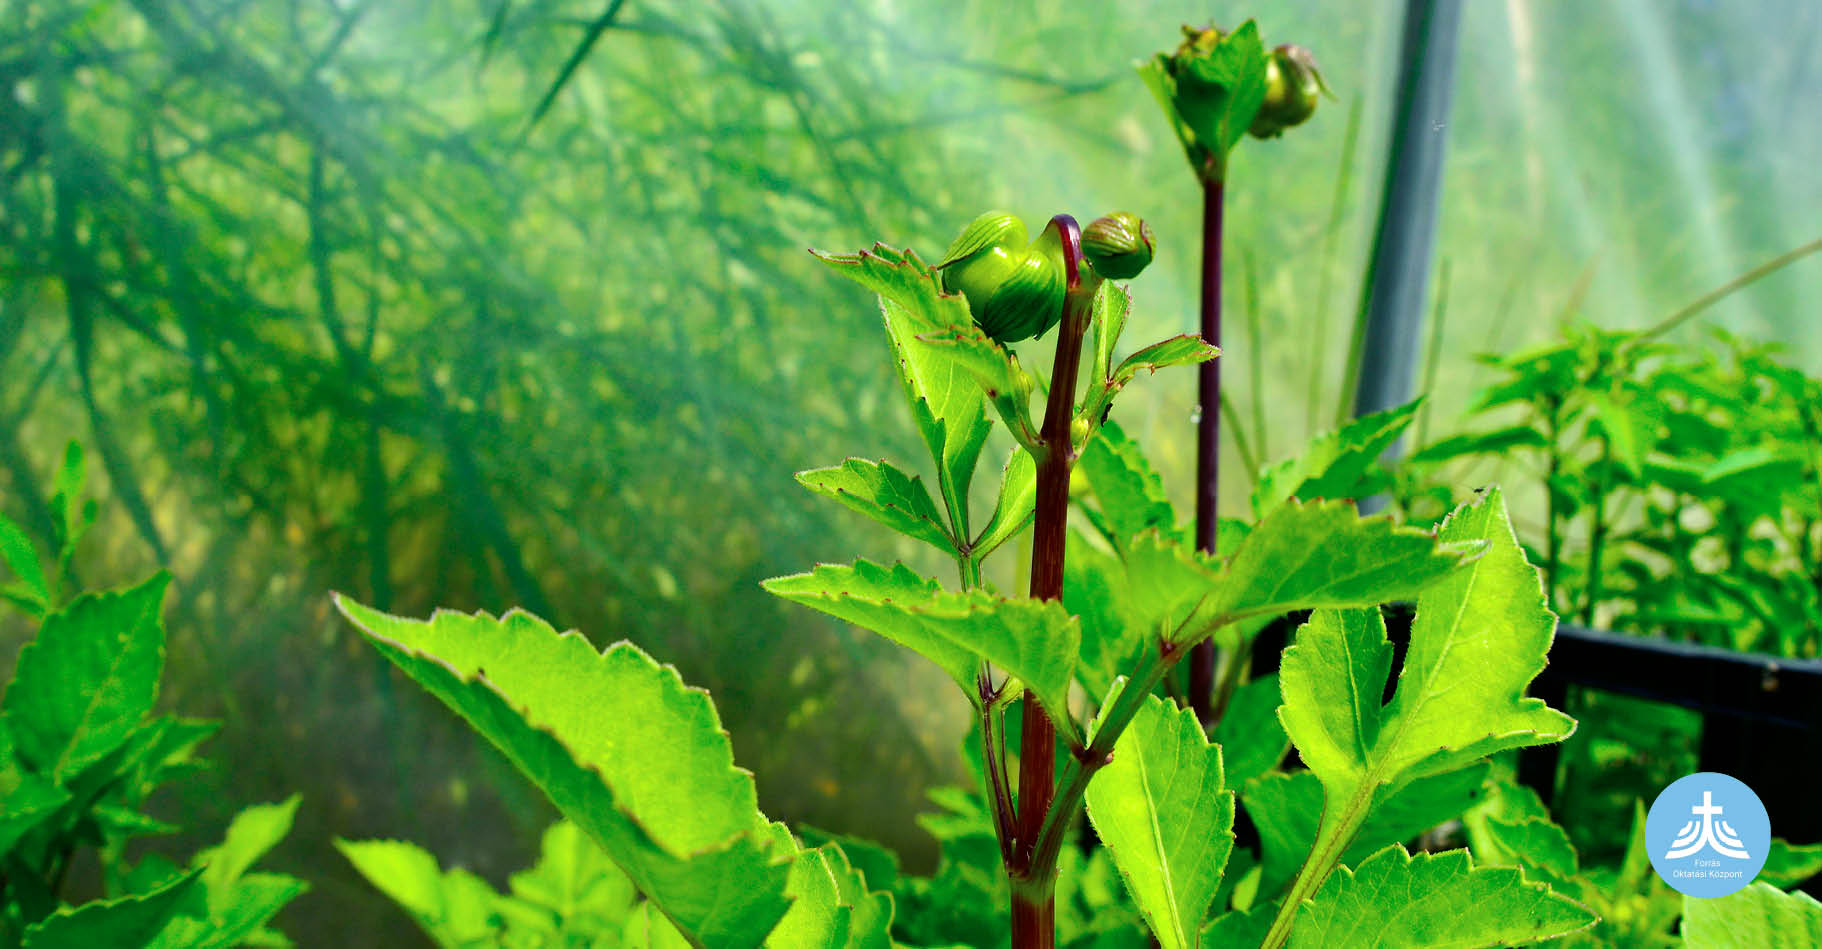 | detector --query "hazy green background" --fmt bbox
[2,0,1817,941]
